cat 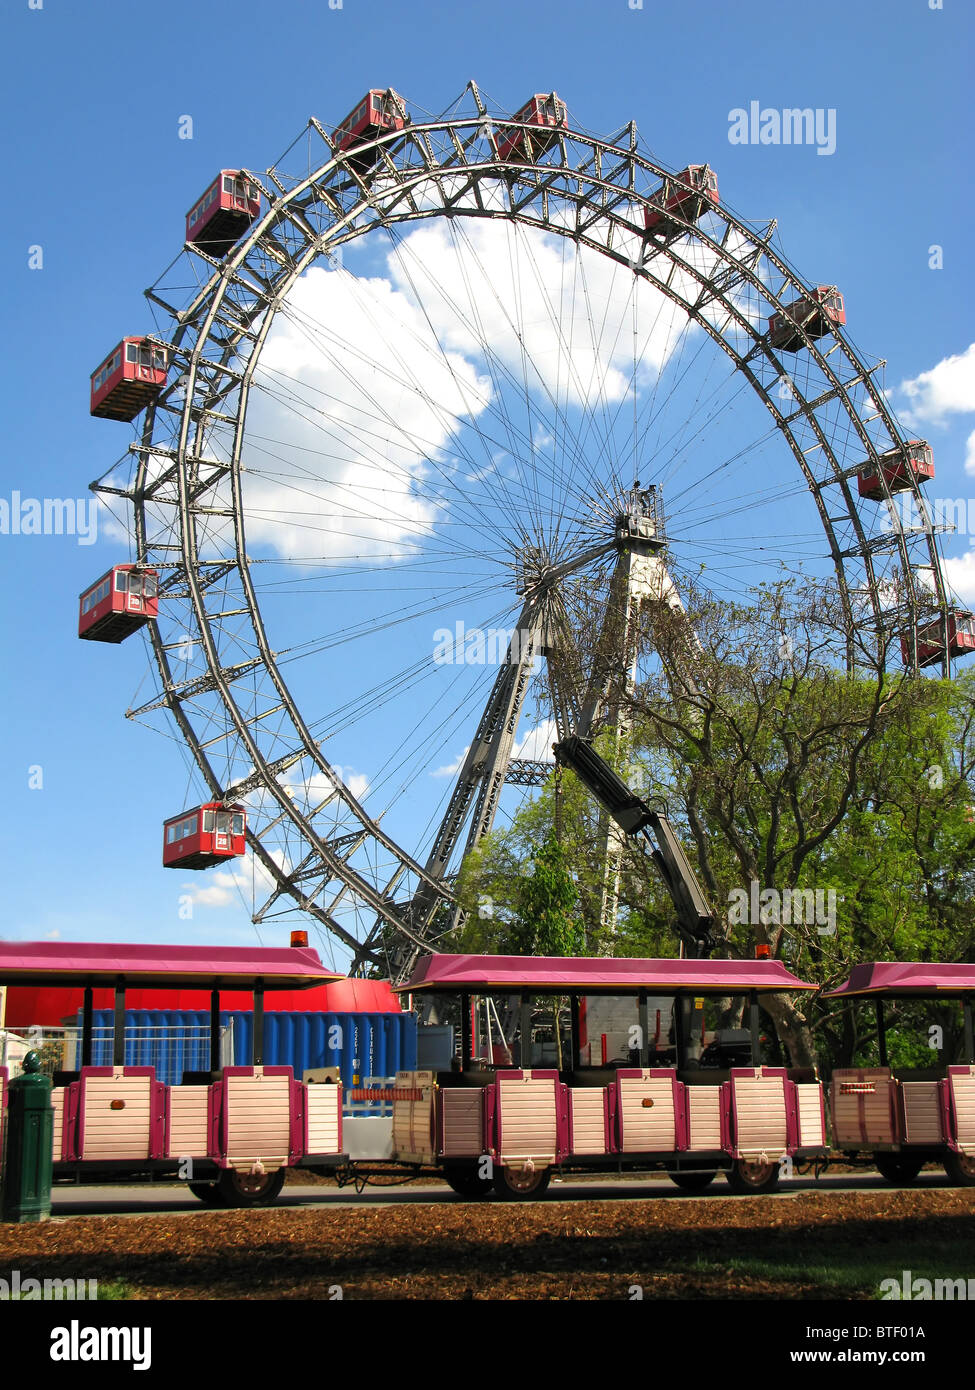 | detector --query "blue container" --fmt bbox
[225,1010,416,1086]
